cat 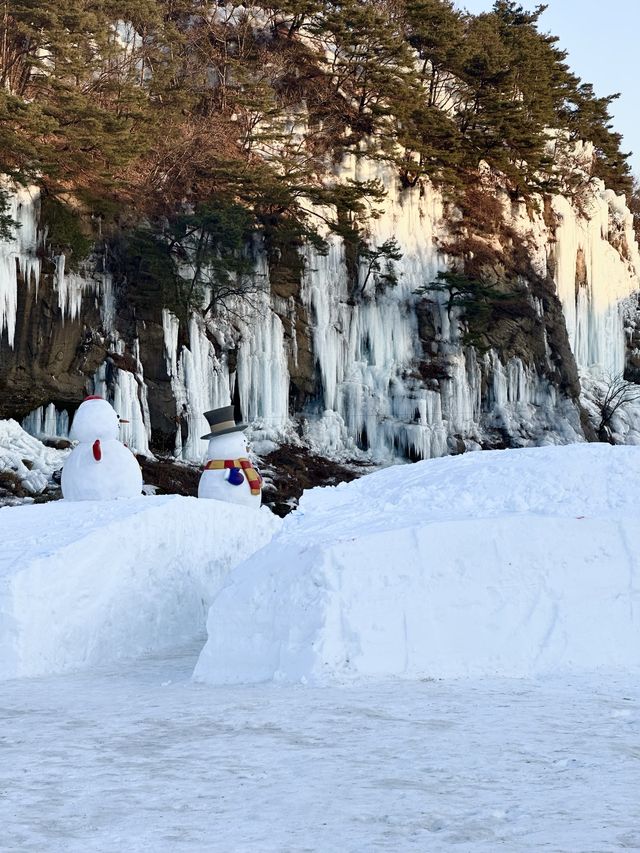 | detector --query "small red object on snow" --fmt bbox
[92,439,102,461]
[84,395,103,401]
